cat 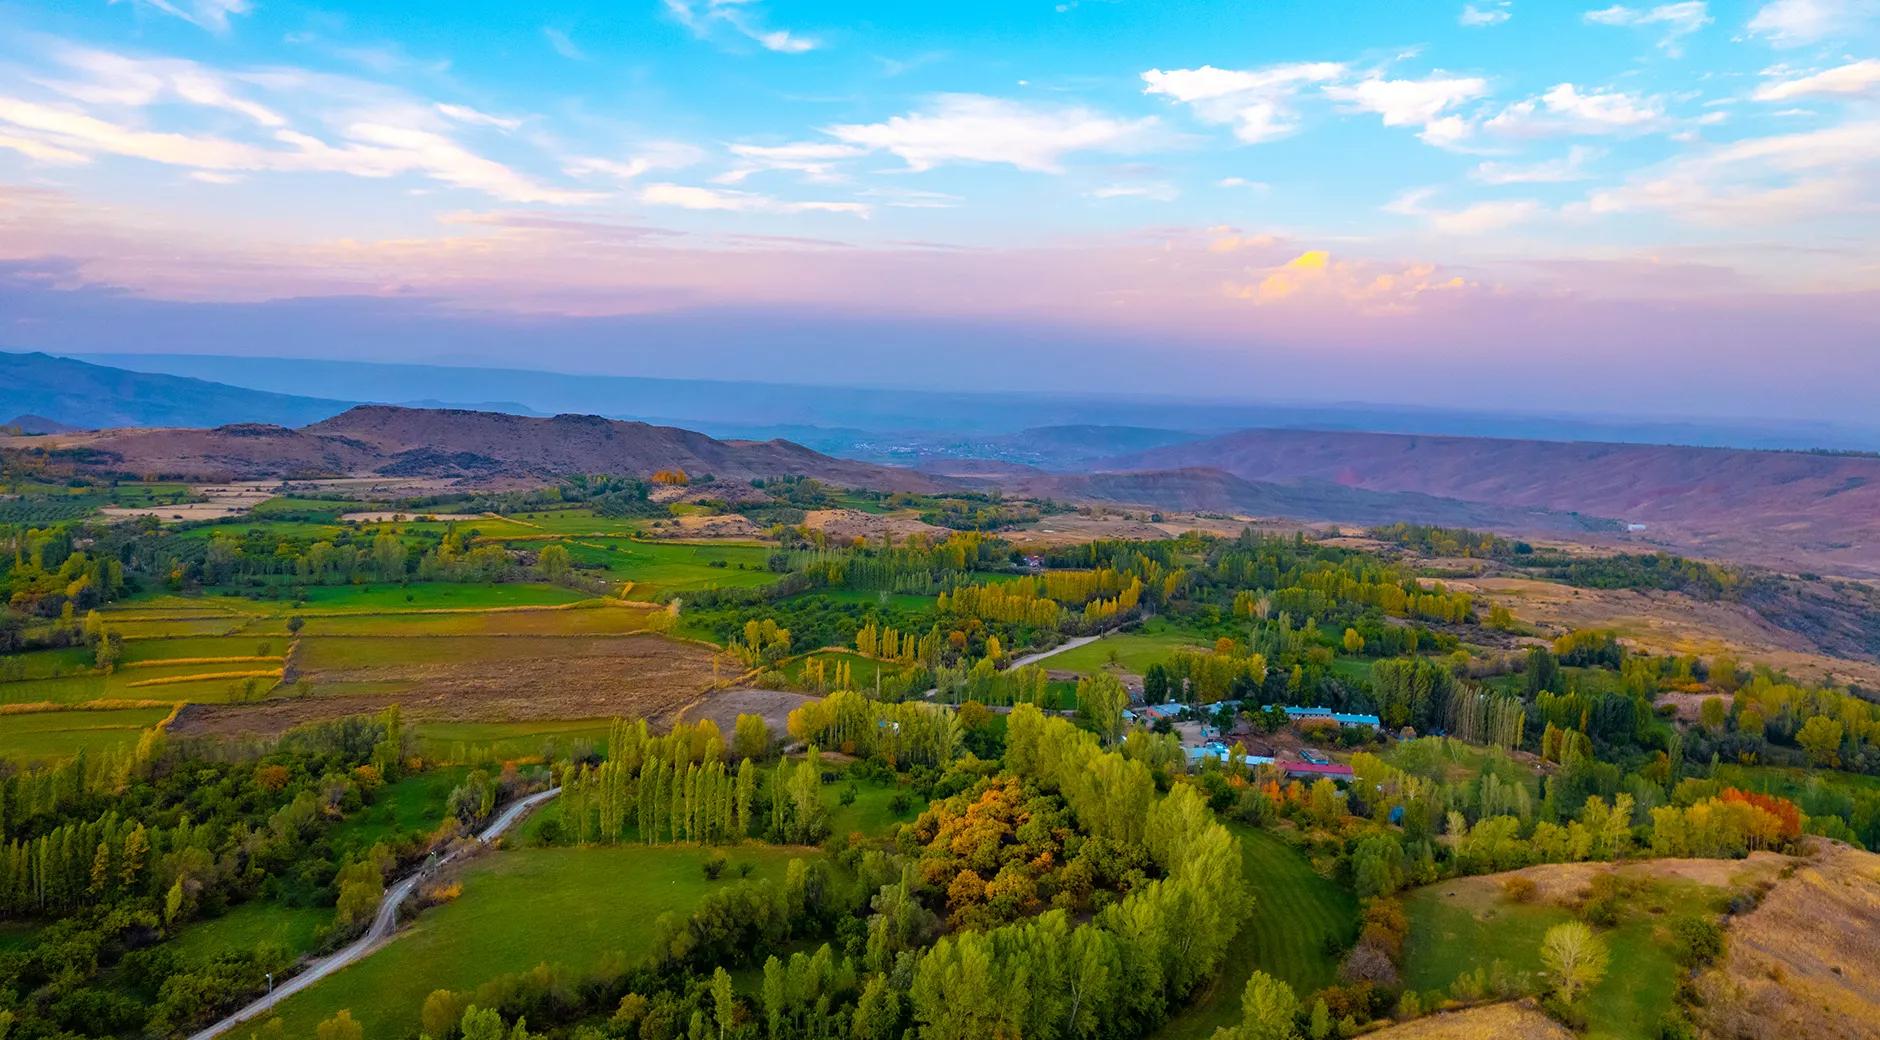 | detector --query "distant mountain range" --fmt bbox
[24,404,941,490]
[1,351,353,429]
[1101,428,1880,577]
[61,351,1880,454]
